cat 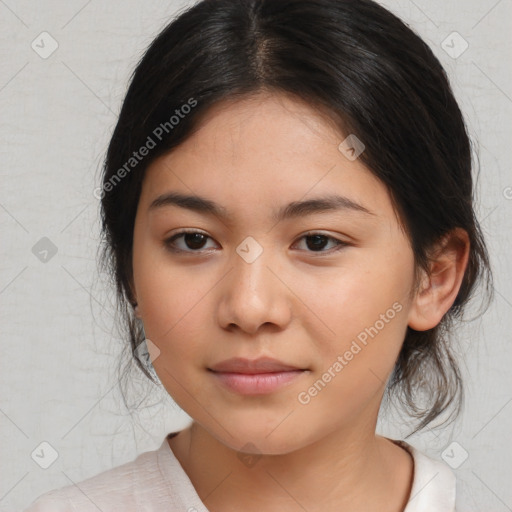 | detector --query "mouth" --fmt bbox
[208,357,309,395]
